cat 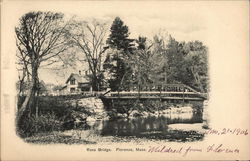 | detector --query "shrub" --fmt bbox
[17,113,64,138]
